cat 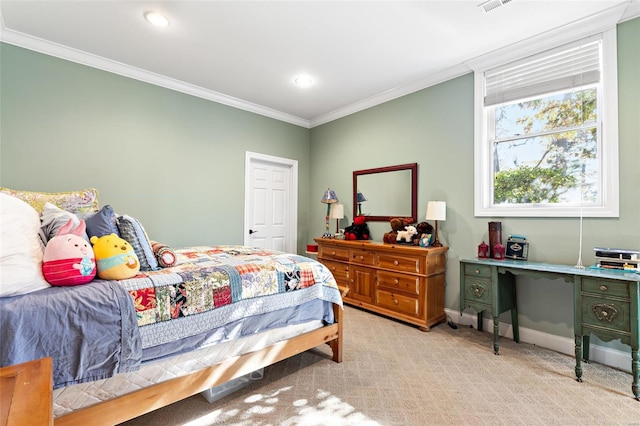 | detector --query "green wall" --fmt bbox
[0,43,311,250]
[310,18,640,348]
[1,18,638,351]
